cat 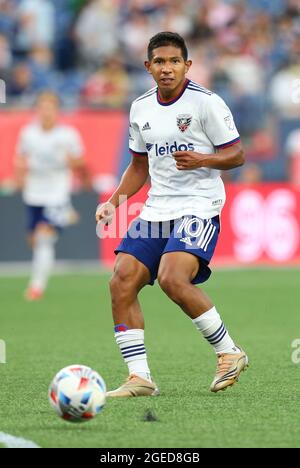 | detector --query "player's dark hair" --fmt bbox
[148,32,188,61]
